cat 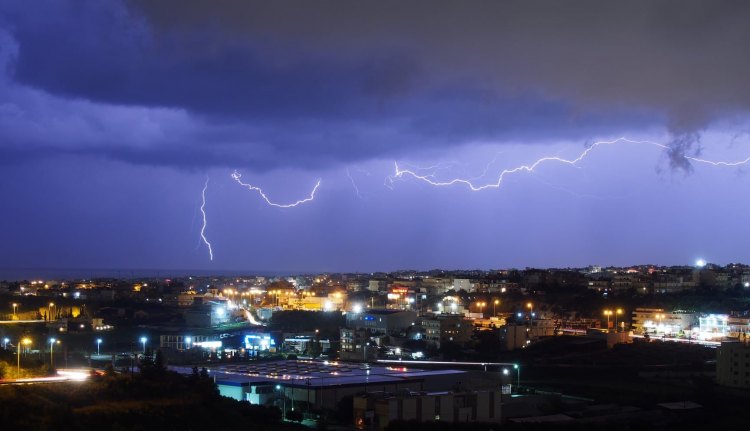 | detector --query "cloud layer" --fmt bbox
[3,1,748,171]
